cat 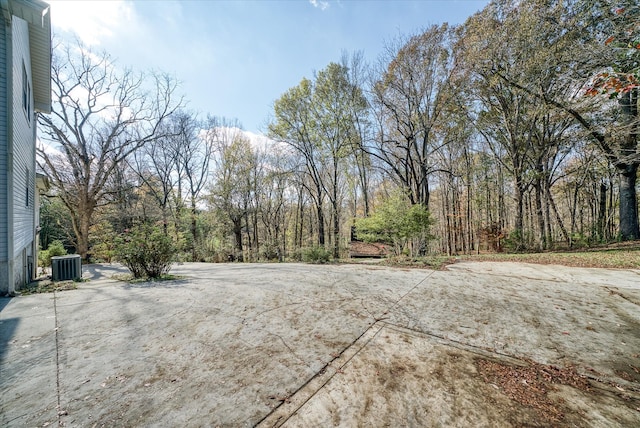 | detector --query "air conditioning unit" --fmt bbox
[51,254,82,281]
